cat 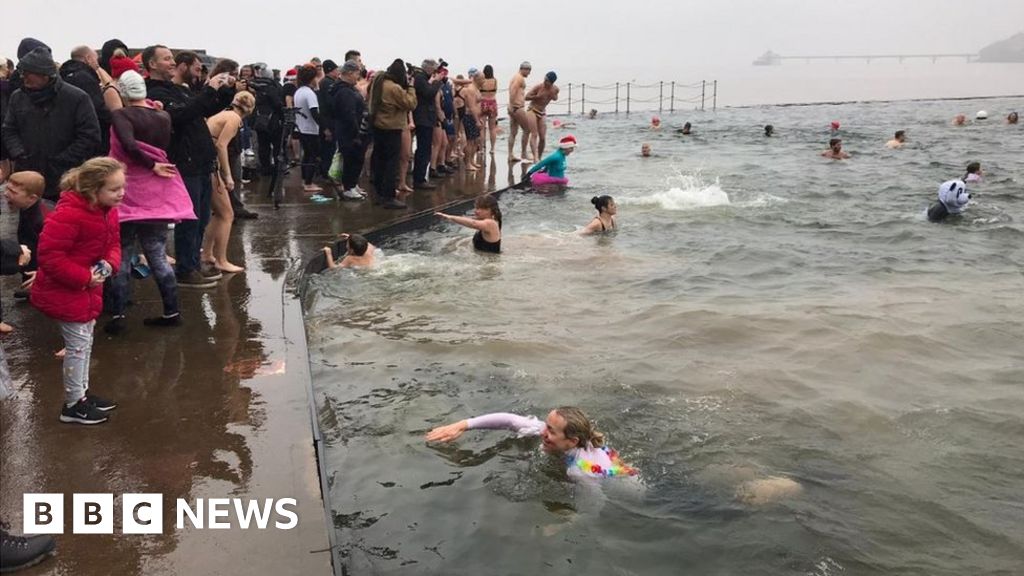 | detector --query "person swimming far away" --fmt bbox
[886,130,907,148]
